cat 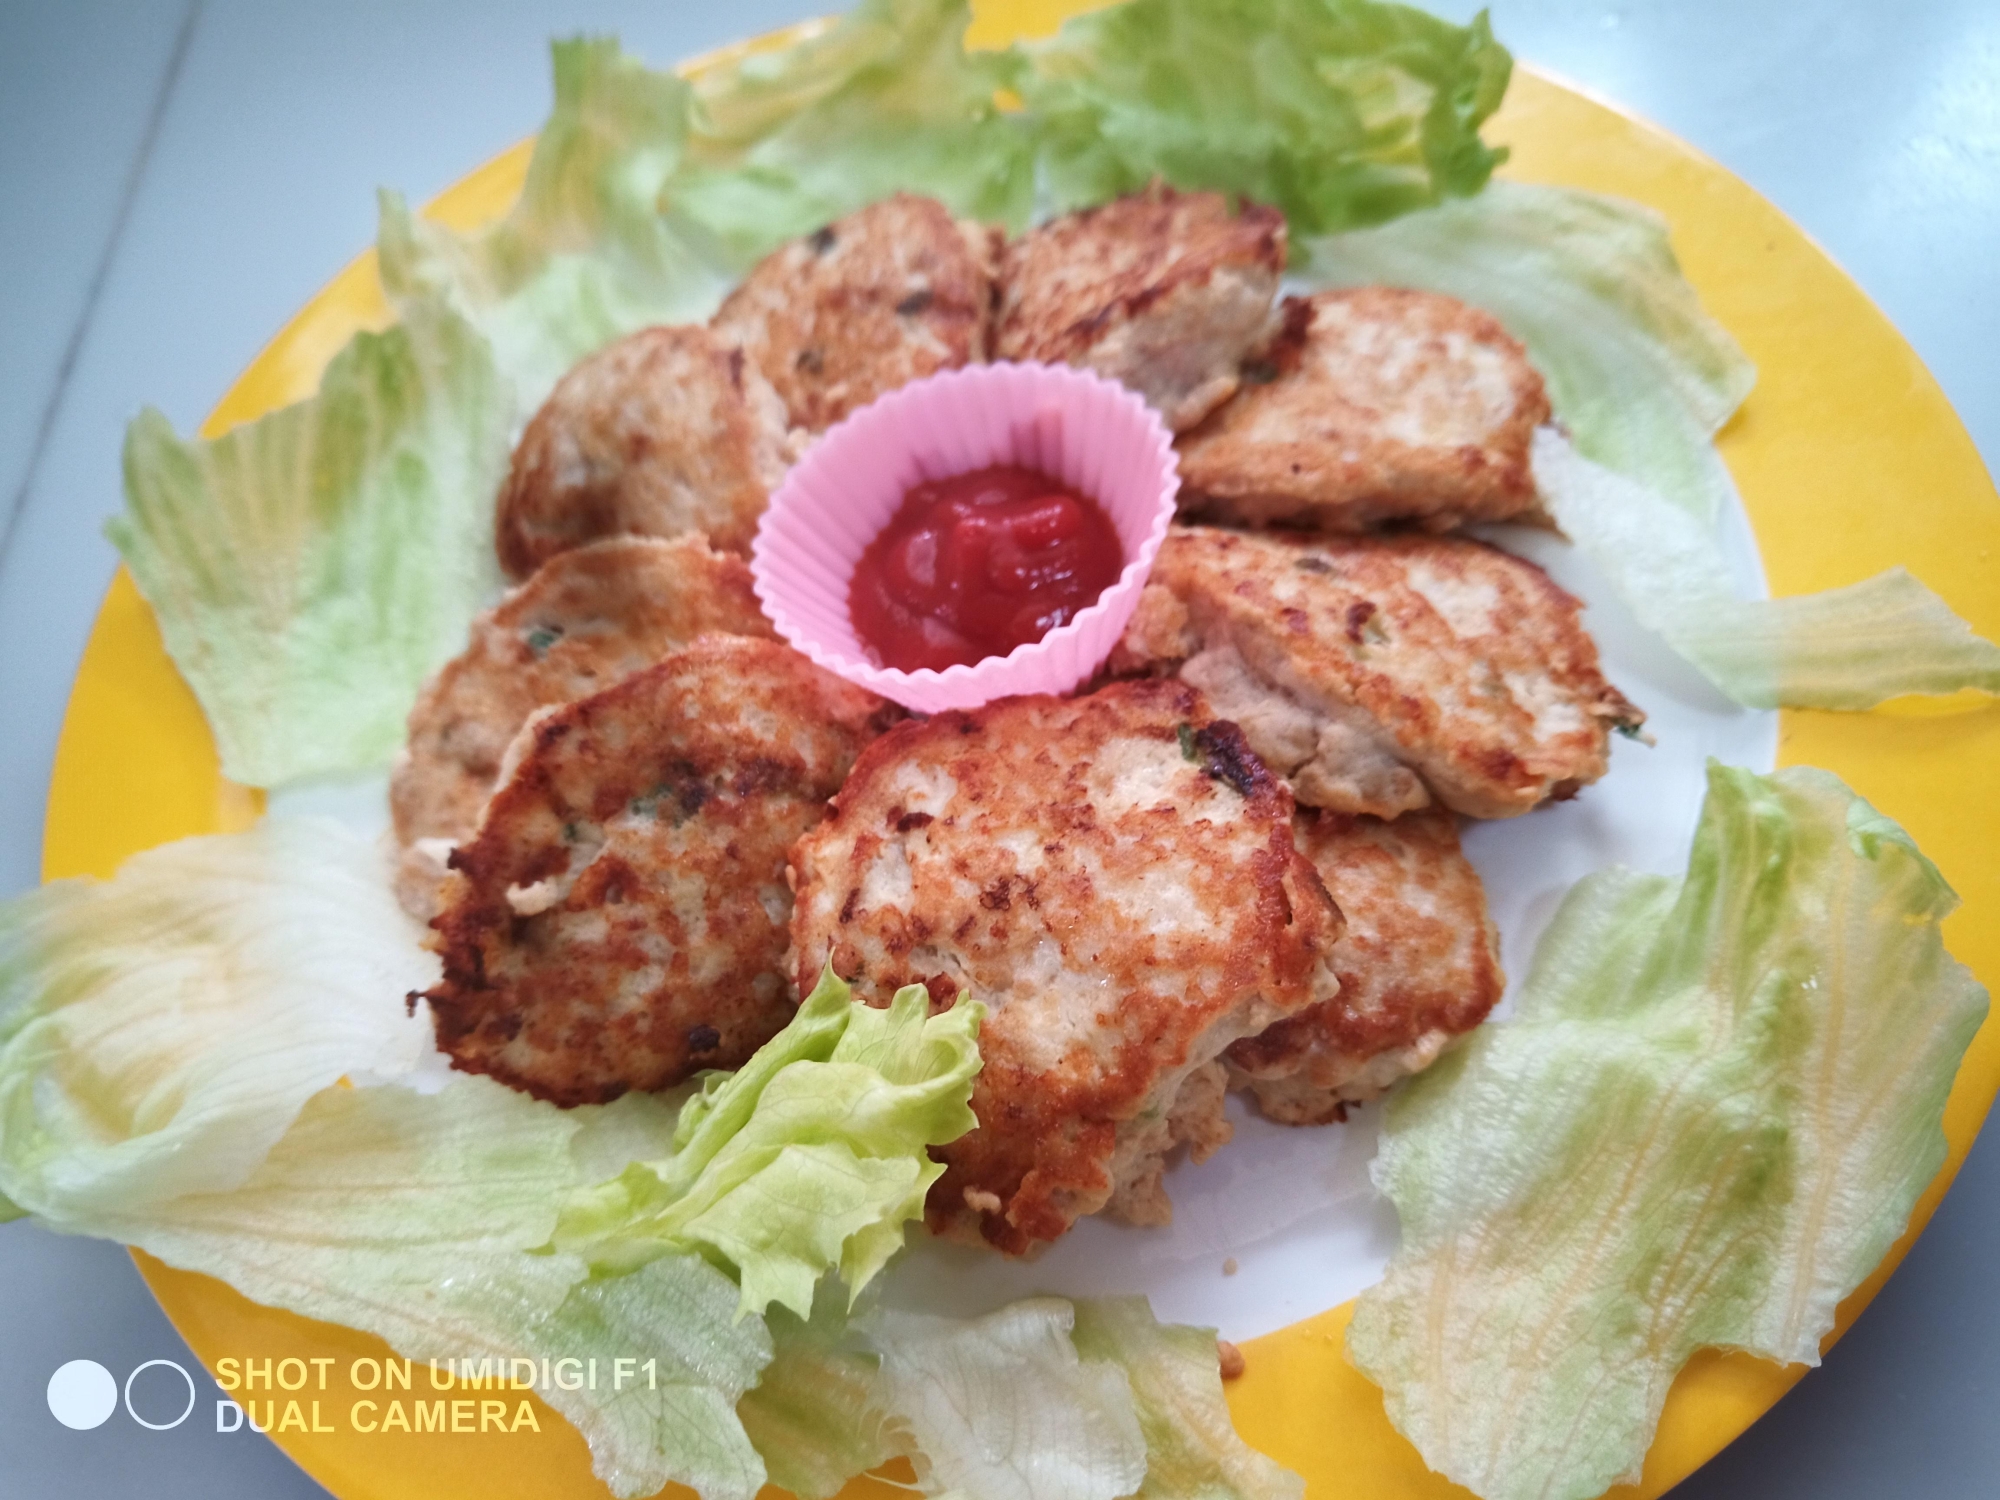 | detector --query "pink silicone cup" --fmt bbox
[750,362,1180,714]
